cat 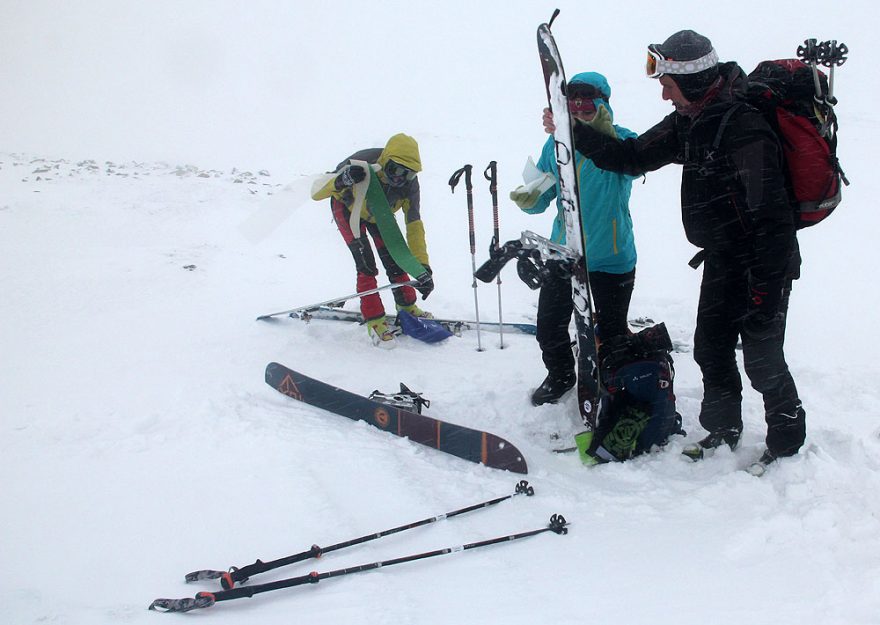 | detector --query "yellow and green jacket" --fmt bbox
[311,133,429,265]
